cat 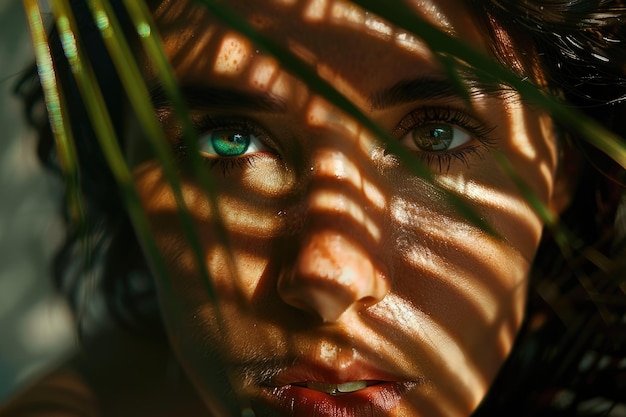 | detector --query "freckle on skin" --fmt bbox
[214,36,251,74]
